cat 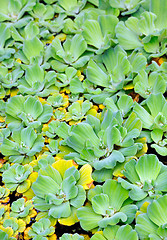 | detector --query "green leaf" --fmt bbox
[98,212,127,228]
[146,93,166,118]
[25,64,44,87]
[21,126,37,149]
[70,34,87,62]
[99,15,118,37]
[86,60,109,88]
[120,204,137,224]
[90,233,106,240]
[62,175,78,200]
[147,195,167,227]
[93,151,124,170]
[115,225,138,240]
[133,102,154,129]
[123,159,140,183]
[116,21,142,50]
[77,206,102,231]
[151,129,163,143]
[103,180,129,211]
[136,213,158,239]
[117,95,133,116]
[70,185,86,208]
[23,37,43,60]
[49,202,71,218]
[155,171,167,192]
[32,176,59,198]
[24,21,39,39]
[138,12,156,35]
[92,194,110,215]
[6,95,24,119]
[83,20,104,49]
[103,225,120,239]
[135,154,161,183]
[150,0,167,30]
[24,96,43,120]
